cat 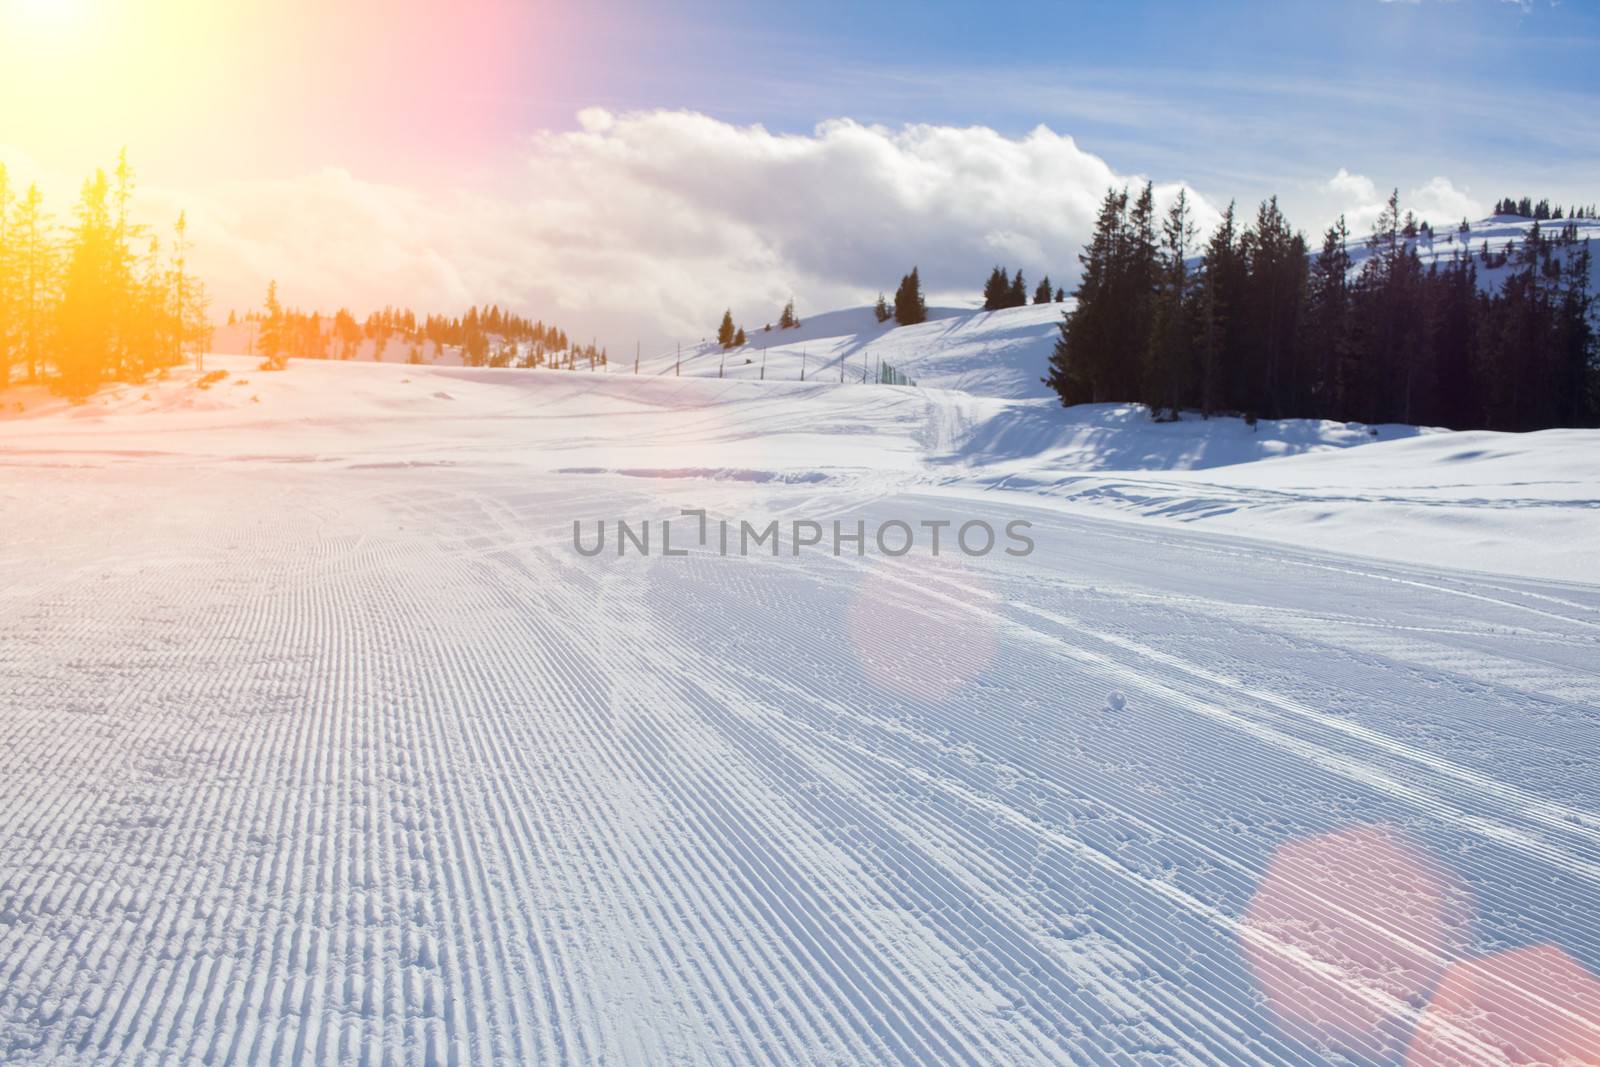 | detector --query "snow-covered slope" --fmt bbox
[634,212,1600,400]
[1344,213,1600,297]
[641,302,1065,399]
[5,356,1595,581]
[4,352,1600,1066]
